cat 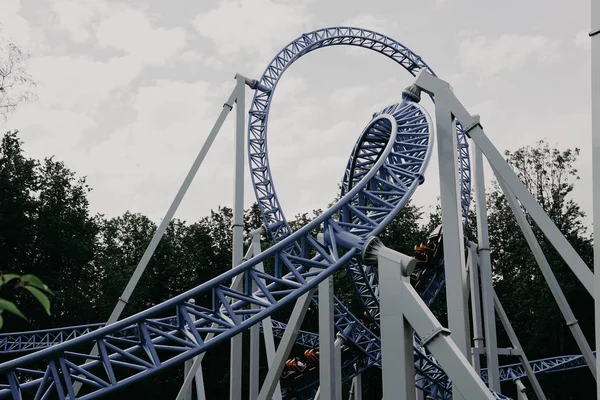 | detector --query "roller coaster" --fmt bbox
[0,27,596,400]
